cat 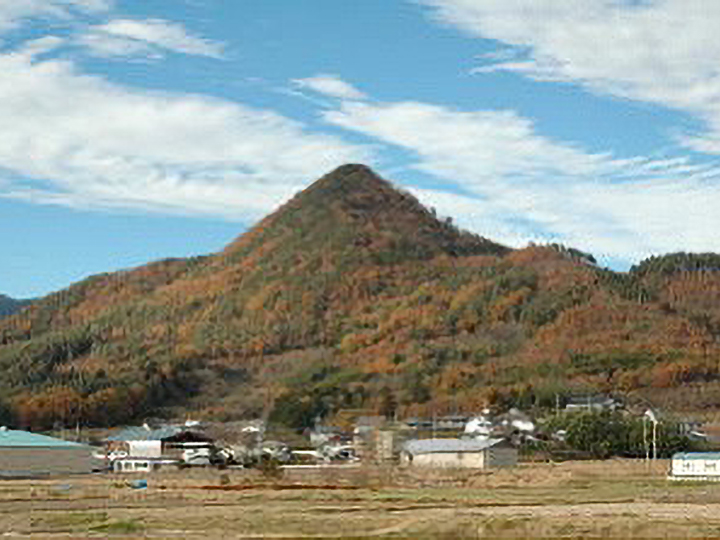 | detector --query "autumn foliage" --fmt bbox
[1,165,720,429]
